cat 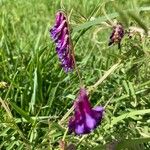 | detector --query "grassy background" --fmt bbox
[0,0,150,149]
